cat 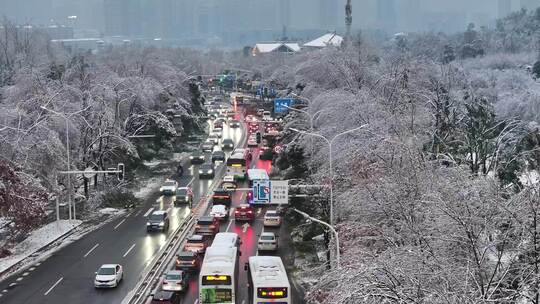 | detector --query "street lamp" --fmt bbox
[41,106,87,220]
[289,124,368,227]
[292,208,340,269]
